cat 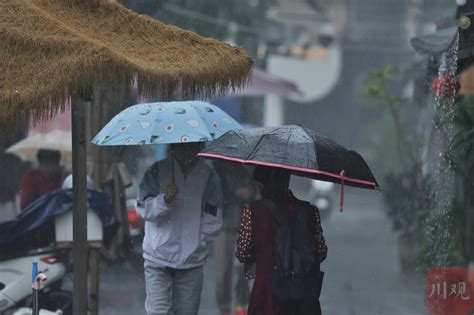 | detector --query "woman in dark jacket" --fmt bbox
[235,166,328,315]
